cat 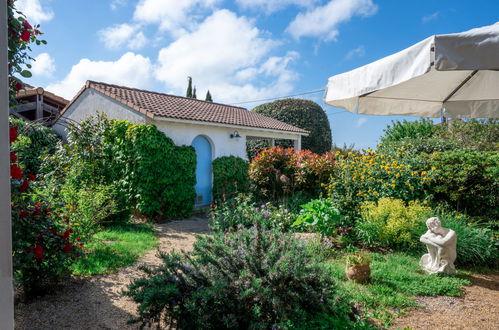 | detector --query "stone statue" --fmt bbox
[419,217,457,274]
